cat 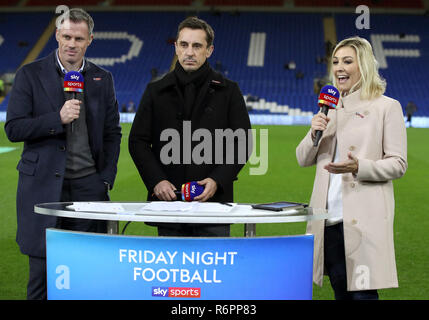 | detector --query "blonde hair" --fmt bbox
[330,36,386,99]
